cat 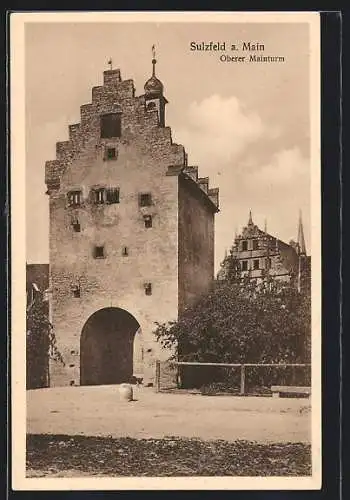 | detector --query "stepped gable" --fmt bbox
[45,65,218,212]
